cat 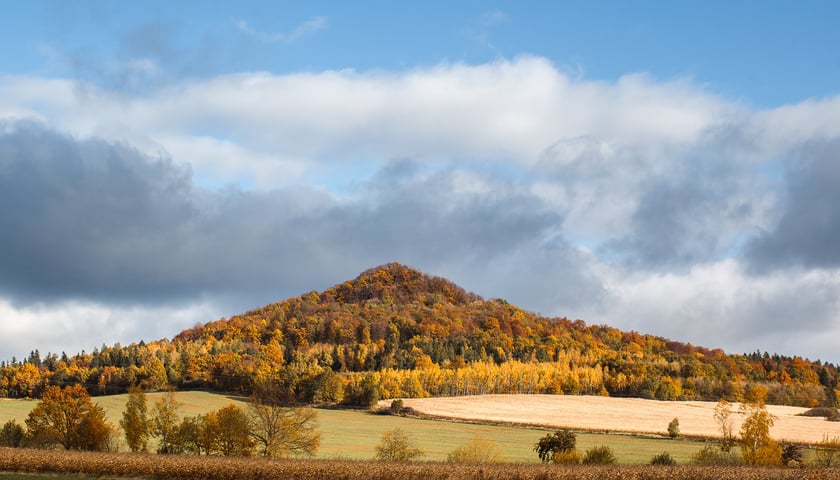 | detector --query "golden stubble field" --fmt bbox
[392,394,840,444]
